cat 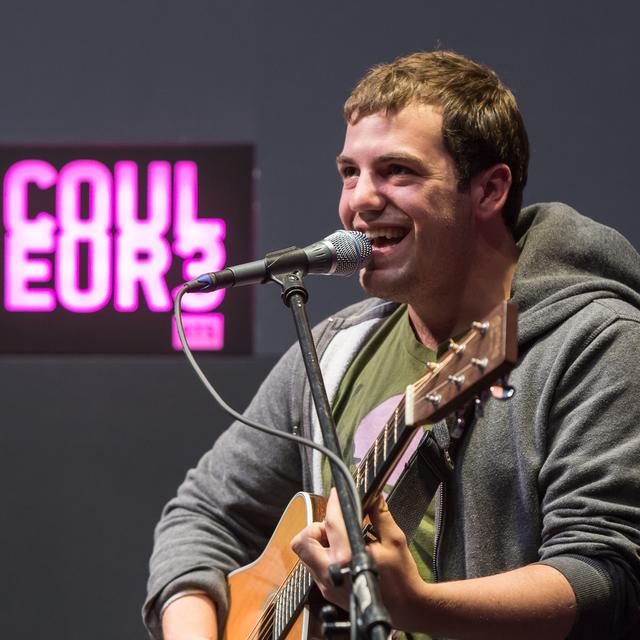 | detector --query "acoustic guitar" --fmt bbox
[223,302,518,640]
